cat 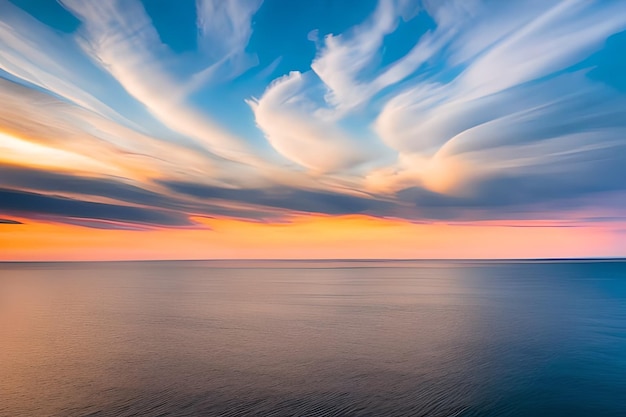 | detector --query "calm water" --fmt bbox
[1,260,625,417]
